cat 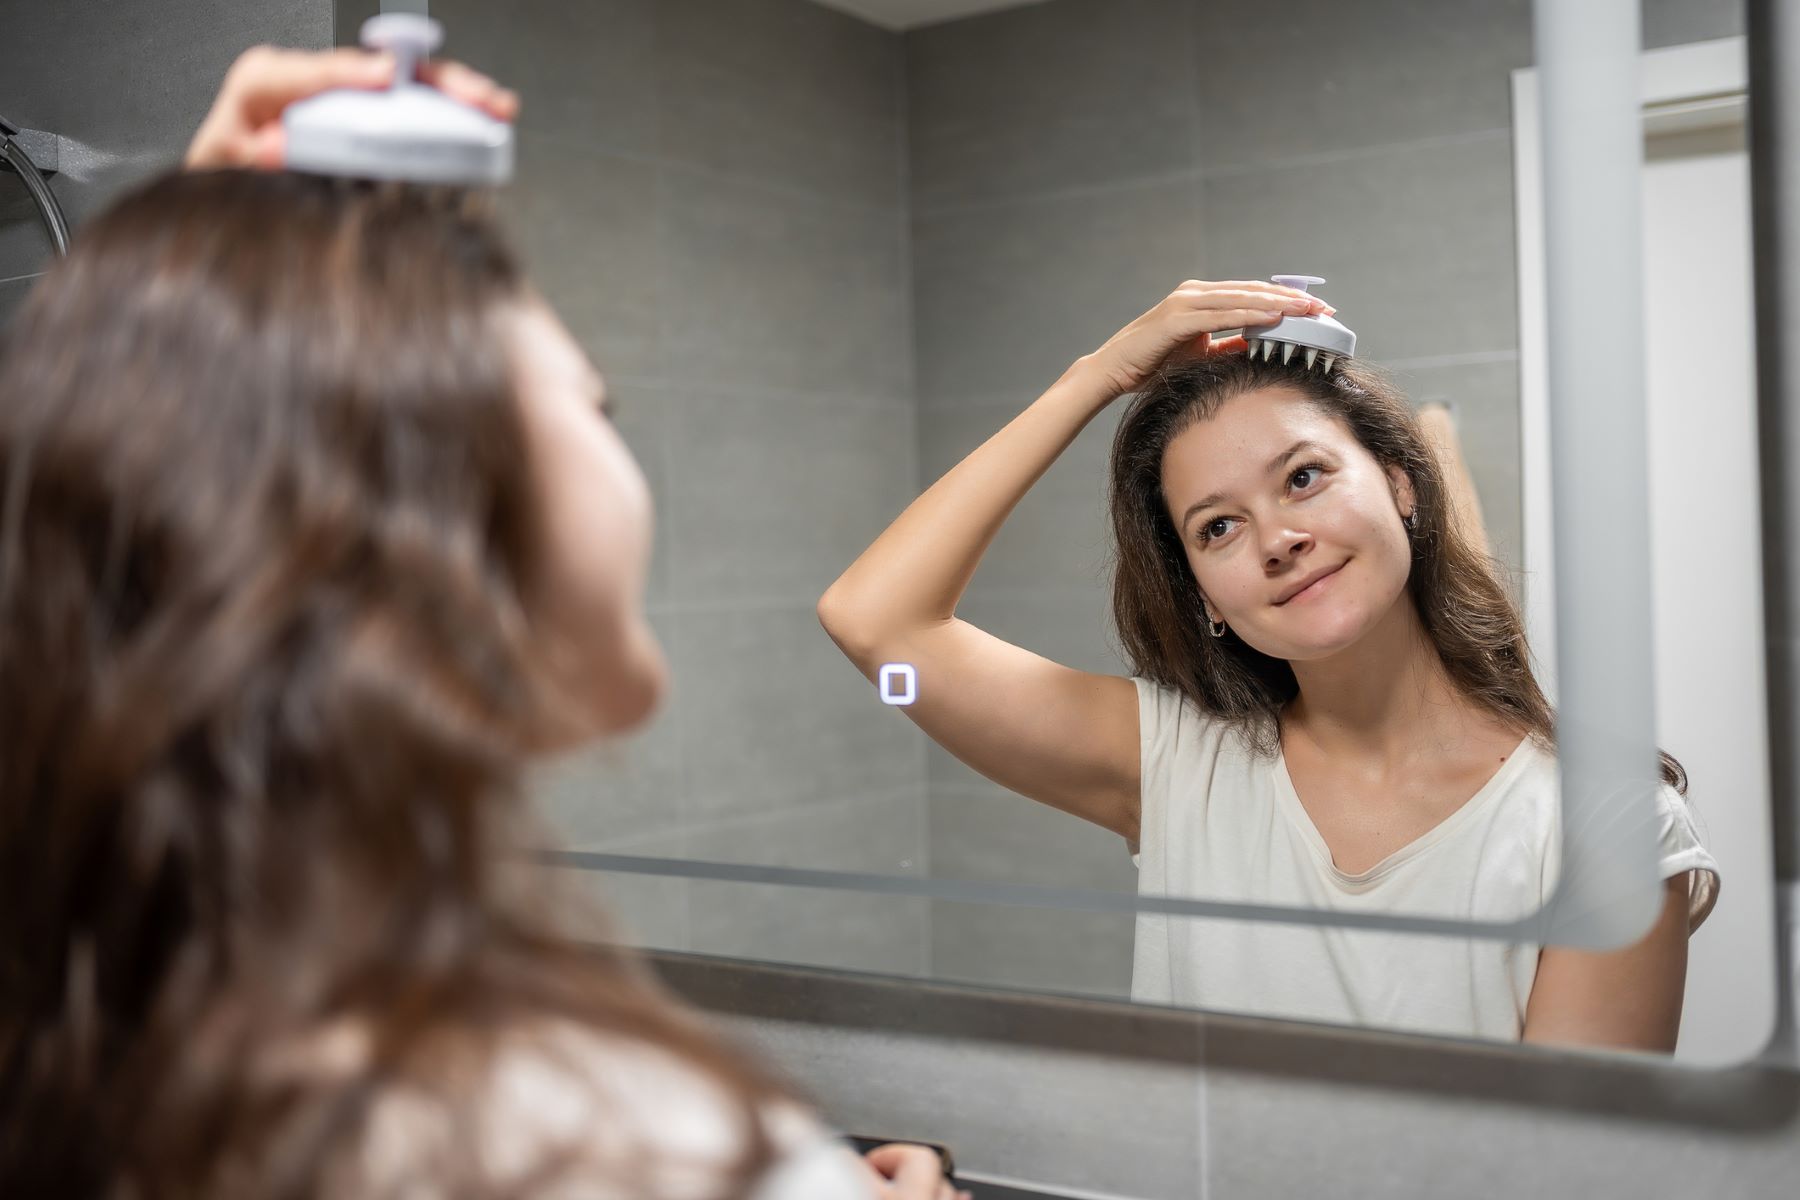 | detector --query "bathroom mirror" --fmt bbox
[337,0,1782,1066]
